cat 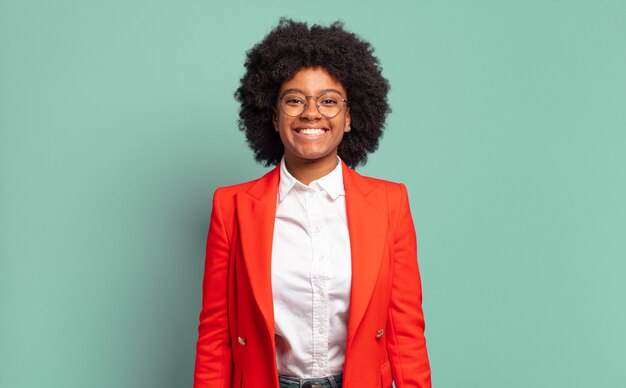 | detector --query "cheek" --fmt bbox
[276,117,290,133]
[333,116,349,131]
[276,120,295,144]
